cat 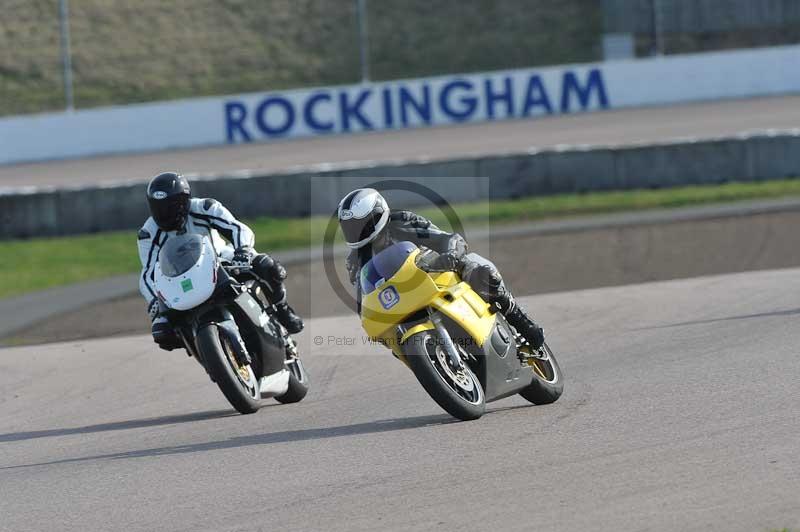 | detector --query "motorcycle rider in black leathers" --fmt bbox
[138,172,304,350]
[337,188,544,349]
